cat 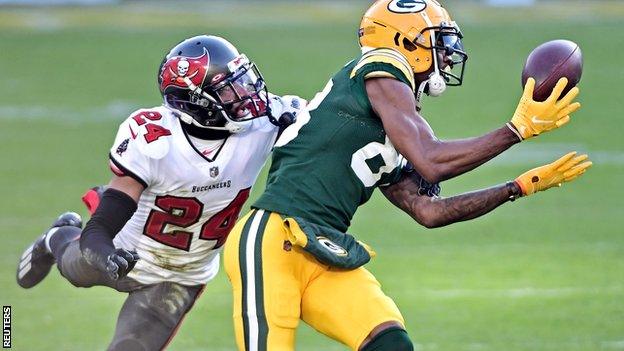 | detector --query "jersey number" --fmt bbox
[131,111,171,144]
[144,188,251,251]
[351,136,402,187]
